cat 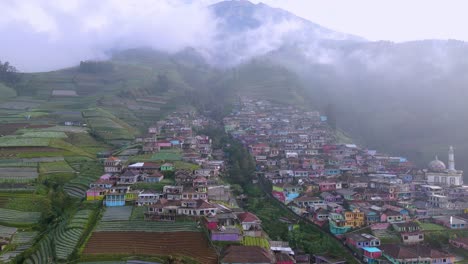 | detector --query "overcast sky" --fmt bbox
[247,0,468,42]
[1,0,467,72]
